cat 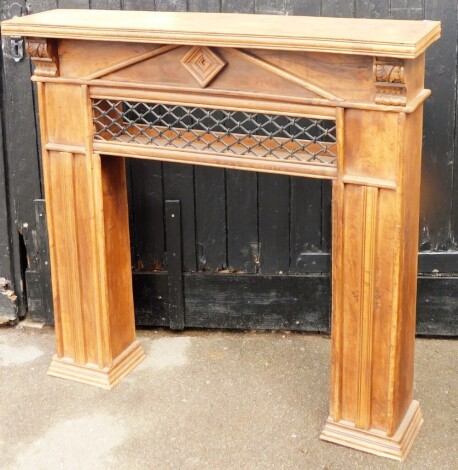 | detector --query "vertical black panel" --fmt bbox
[290,178,321,274]
[321,180,332,252]
[286,0,320,15]
[188,0,220,11]
[91,0,121,9]
[163,163,197,272]
[390,0,424,20]
[355,0,389,18]
[2,0,43,315]
[26,200,53,323]
[29,0,57,12]
[0,142,11,284]
[453,90,458,246]
[0,45,11,278]
[320,1,354,17]
[155,0,187,12]
[222,0,254,13]
[226,170,258,273]
[57,0,89,7]
[420,0,457,250]
[416,277,458,336]
[125,160,137,267]
[130,161,165,271]
[122,0,155,11]
[165,200,185,330]
[255,0,285,14]
[34,200,52,322]
[258,174,290,274]
[195,166,227,271]
[133,272,169,326]
[0,47,16,320]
